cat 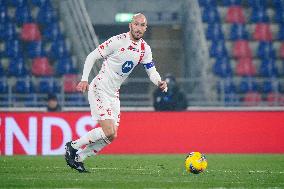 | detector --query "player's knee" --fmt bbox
[105,128,117,142]
[110,131,118,141]
[99,119,118,142]
[102,125,117,142]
